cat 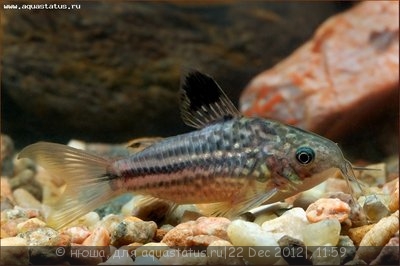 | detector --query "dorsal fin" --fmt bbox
[179,70,241,128]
